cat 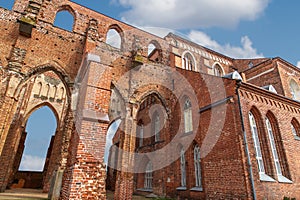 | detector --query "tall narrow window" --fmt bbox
[265,117,281,176]
[289,79,300,101]
[180,148,186,187]
[265,117,292,183]
[194,145,202,188]
[184,98,193,133]
[249,112,265,174]
[139,124,144,147]
[153,112,160,142]
[144,162,153,190]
